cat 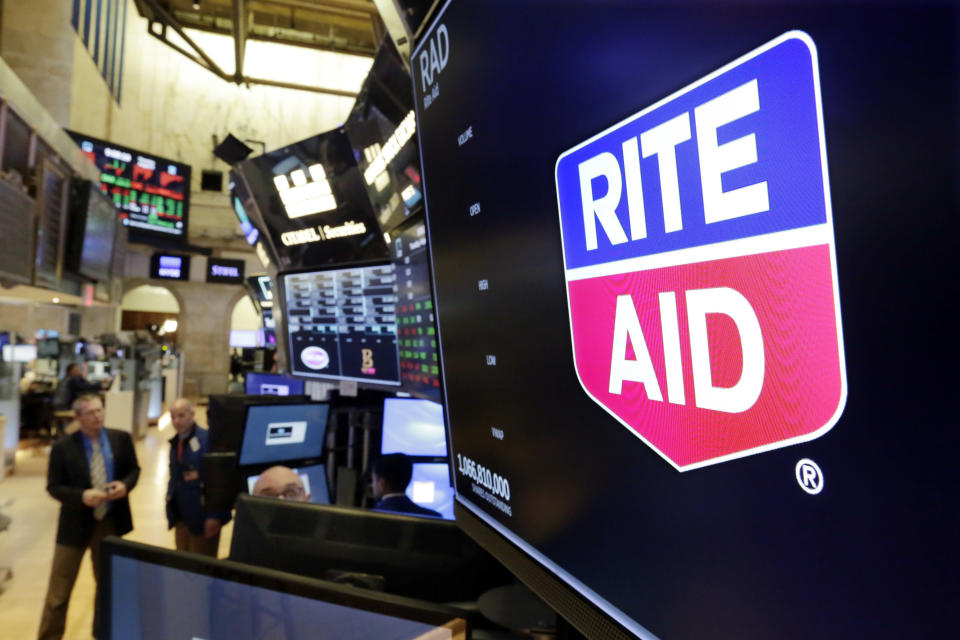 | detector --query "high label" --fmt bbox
[555,31,847,471]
